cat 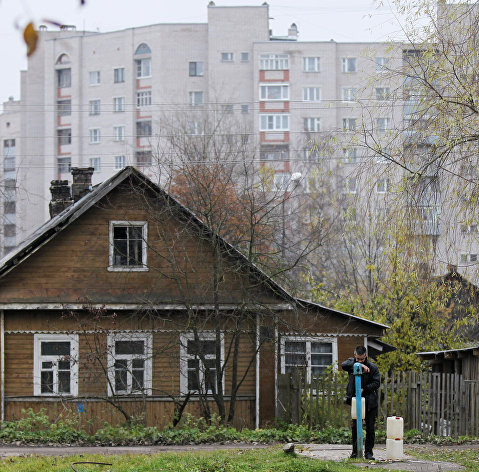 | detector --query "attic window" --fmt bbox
[108,221,148,272]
